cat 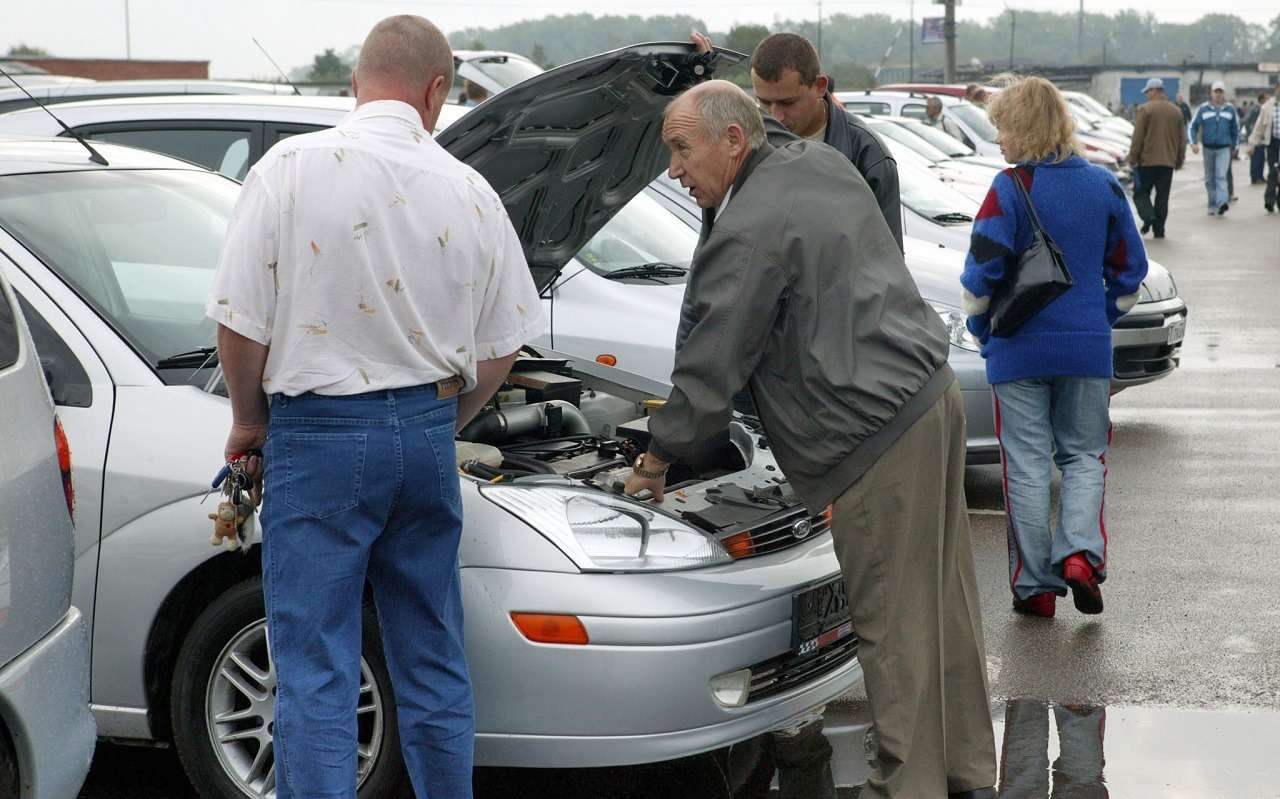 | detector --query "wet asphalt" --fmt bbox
[80,157,1280,797]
